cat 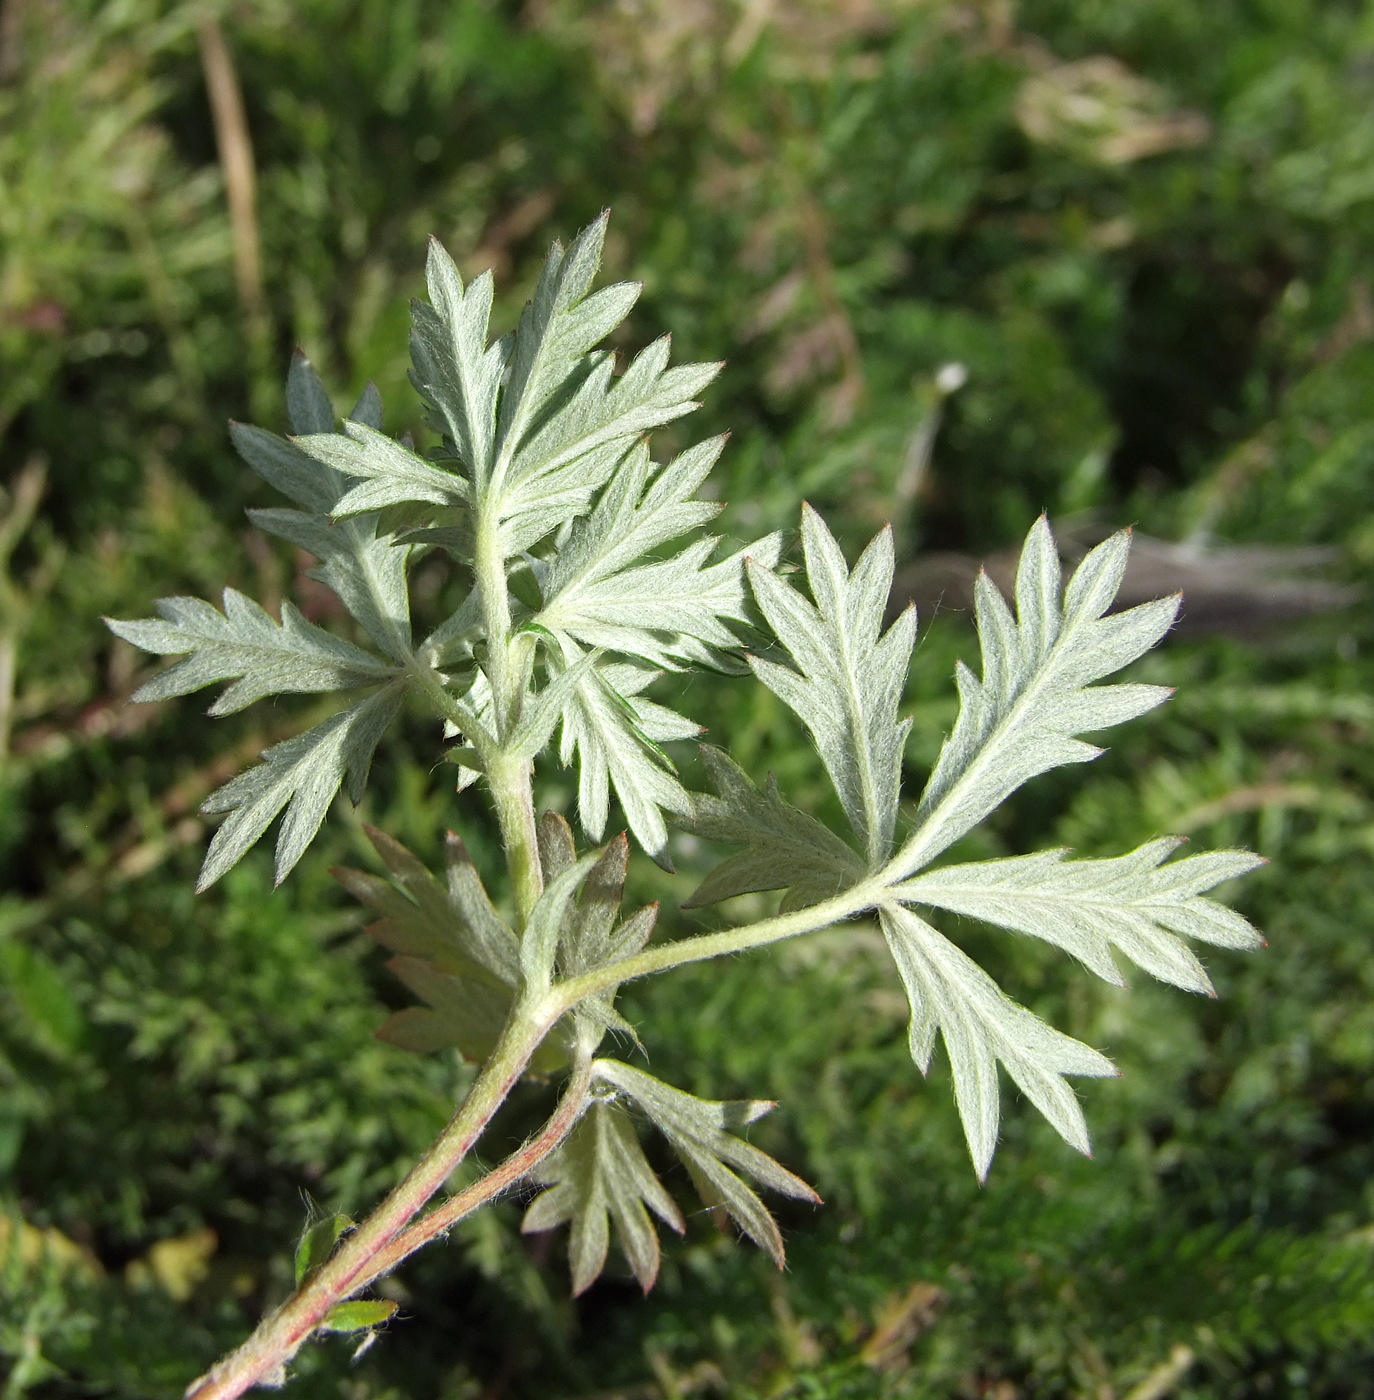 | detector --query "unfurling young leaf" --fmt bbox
[294,1214,354,1288]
